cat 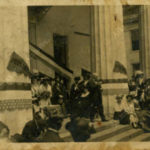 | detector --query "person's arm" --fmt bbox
[48,85,52,98]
